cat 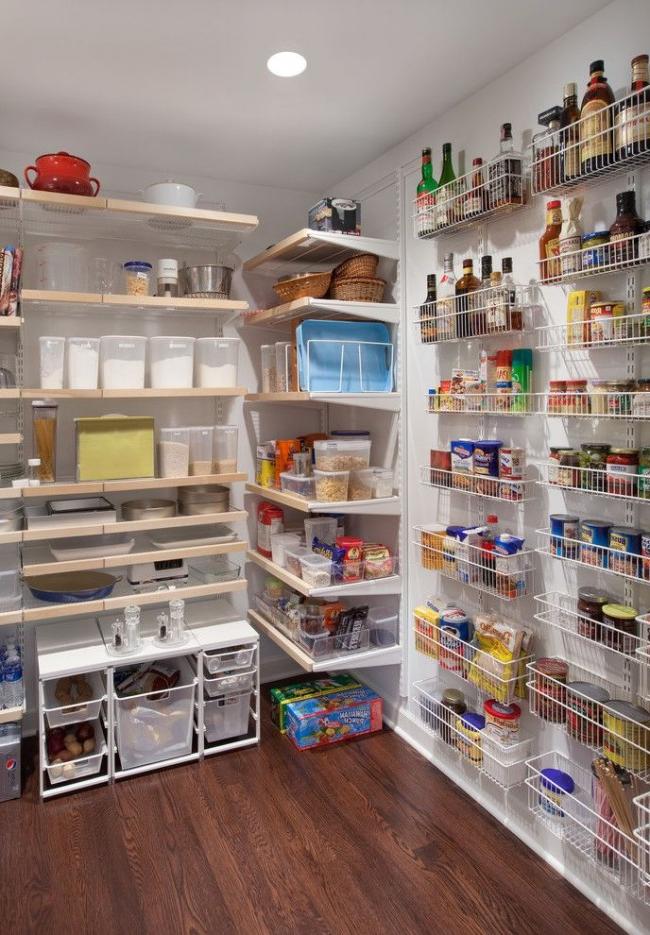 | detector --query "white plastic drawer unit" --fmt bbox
[114,656,197,770]
[204,668,256,698]
[203,643,256,676]
[45,718,107,786]
[204,690,252,744]
[42,670,106,728]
